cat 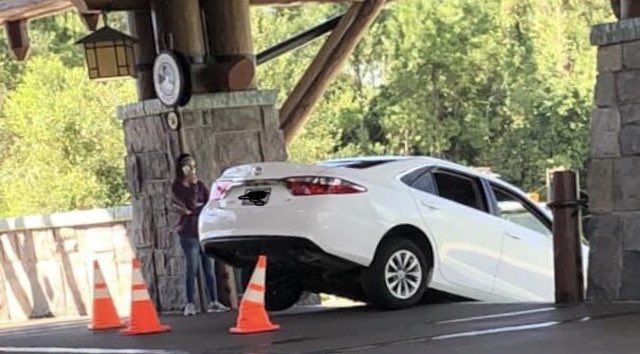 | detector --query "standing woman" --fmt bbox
[171,154,228,316]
